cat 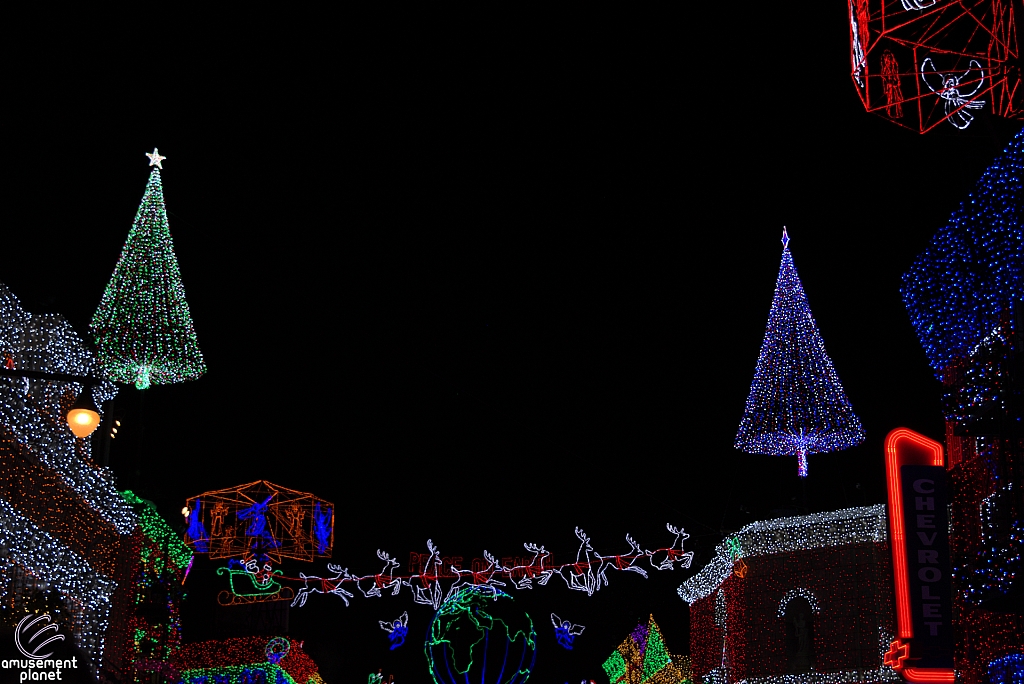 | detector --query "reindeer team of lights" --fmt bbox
[289,524,693,611]
[734,229,864,477]
[847,0,1021,132]
[182,481,333,605]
